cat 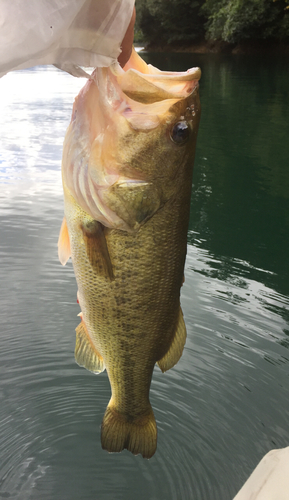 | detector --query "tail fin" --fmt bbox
[101,402,157,459]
